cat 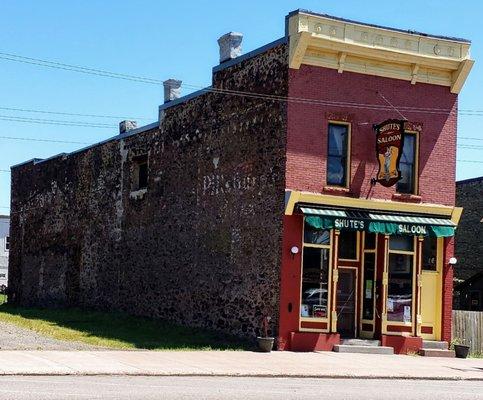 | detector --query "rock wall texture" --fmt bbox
[455,177,483,281]
[8,42,288,338]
